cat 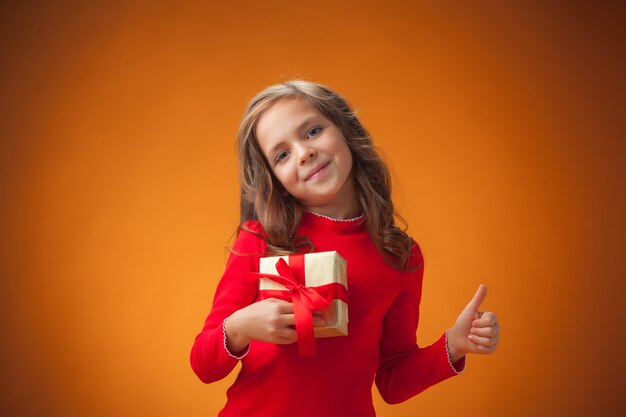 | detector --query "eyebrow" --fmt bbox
[265,116,321,158]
